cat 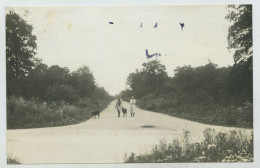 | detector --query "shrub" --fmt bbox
[125,128,253,163]
[7,96,110,129]
[136,96,252,128]
[7,154,20,164]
